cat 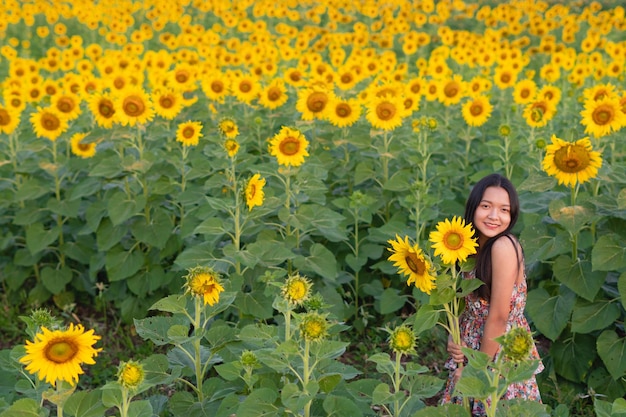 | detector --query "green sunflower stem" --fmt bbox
[303,339,311,417]
[56,382,63,417]
[393,352,402,417]
[193,297,204,401]
[284,308,292,342]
